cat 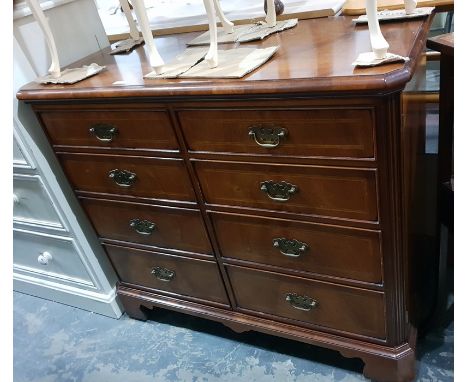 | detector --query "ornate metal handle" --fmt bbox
[108,169,137,187]
[89,123,118,142]
[248,125,288,148]
[129,219,156,235]
[260,180,298,202]
[273,238,308,257]
[151,266,175,282]
[285,293,318,311]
